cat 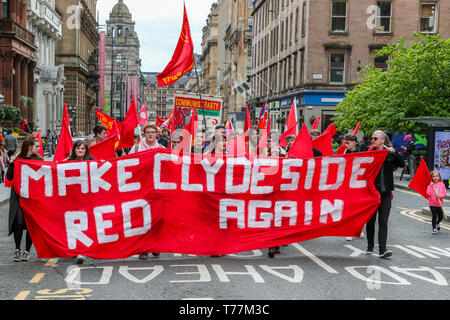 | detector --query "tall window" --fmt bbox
[331,1,347,32]
[330,53,345,84]
[376,2,392,33]
[2,0,9,18]
[420,3,437,33]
